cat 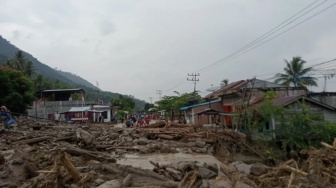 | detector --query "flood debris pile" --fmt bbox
[256,138,336,188]
[2,117,336,187]
[0,120,180,187]
[150,159,266,188]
